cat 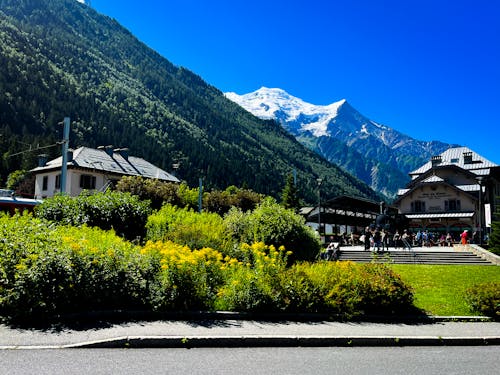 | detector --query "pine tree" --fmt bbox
[281,173,301,211]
